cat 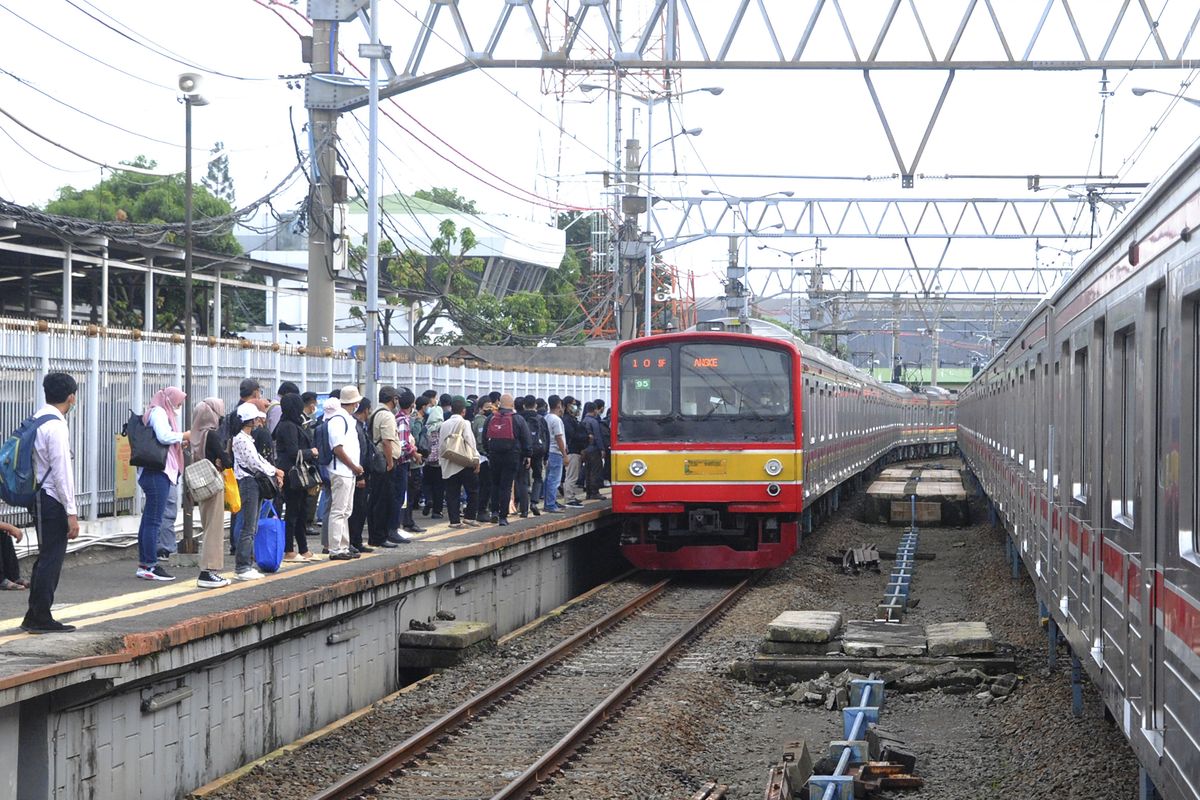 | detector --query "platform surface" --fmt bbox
[0,496,612,692]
